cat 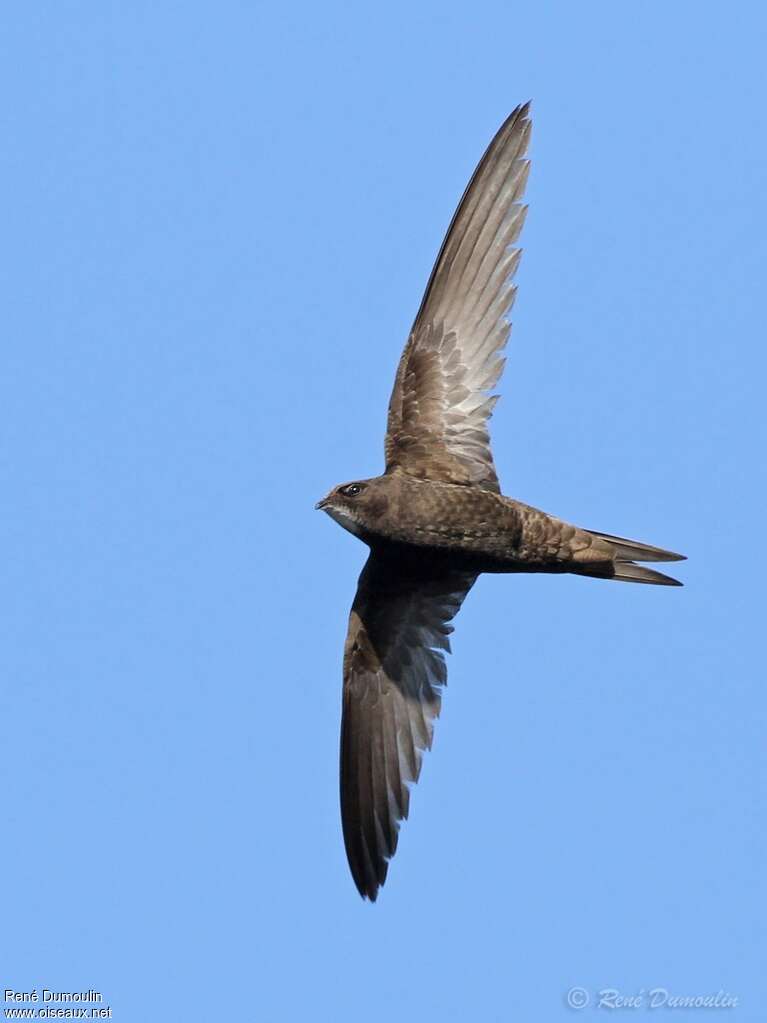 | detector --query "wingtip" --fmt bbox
[501,101,532,134]
[515,100,532,126]
[354,878,380,902]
